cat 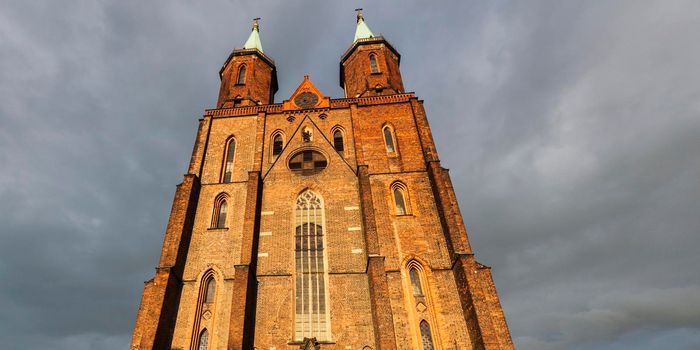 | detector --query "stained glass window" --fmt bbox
[198,329,209,350]
[294,190,330,341]
[420,320,435,350]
